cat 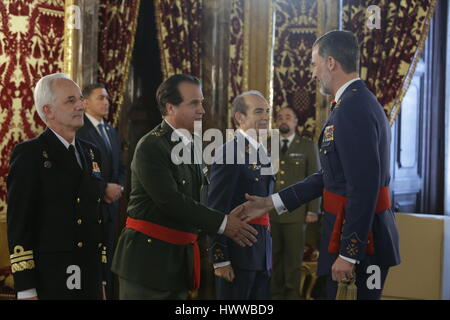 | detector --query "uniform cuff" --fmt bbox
[272,193,287,215]
[17,288,37,299]
[339,254,358,264]
[213,261,231,269]
[217,215,227,234]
